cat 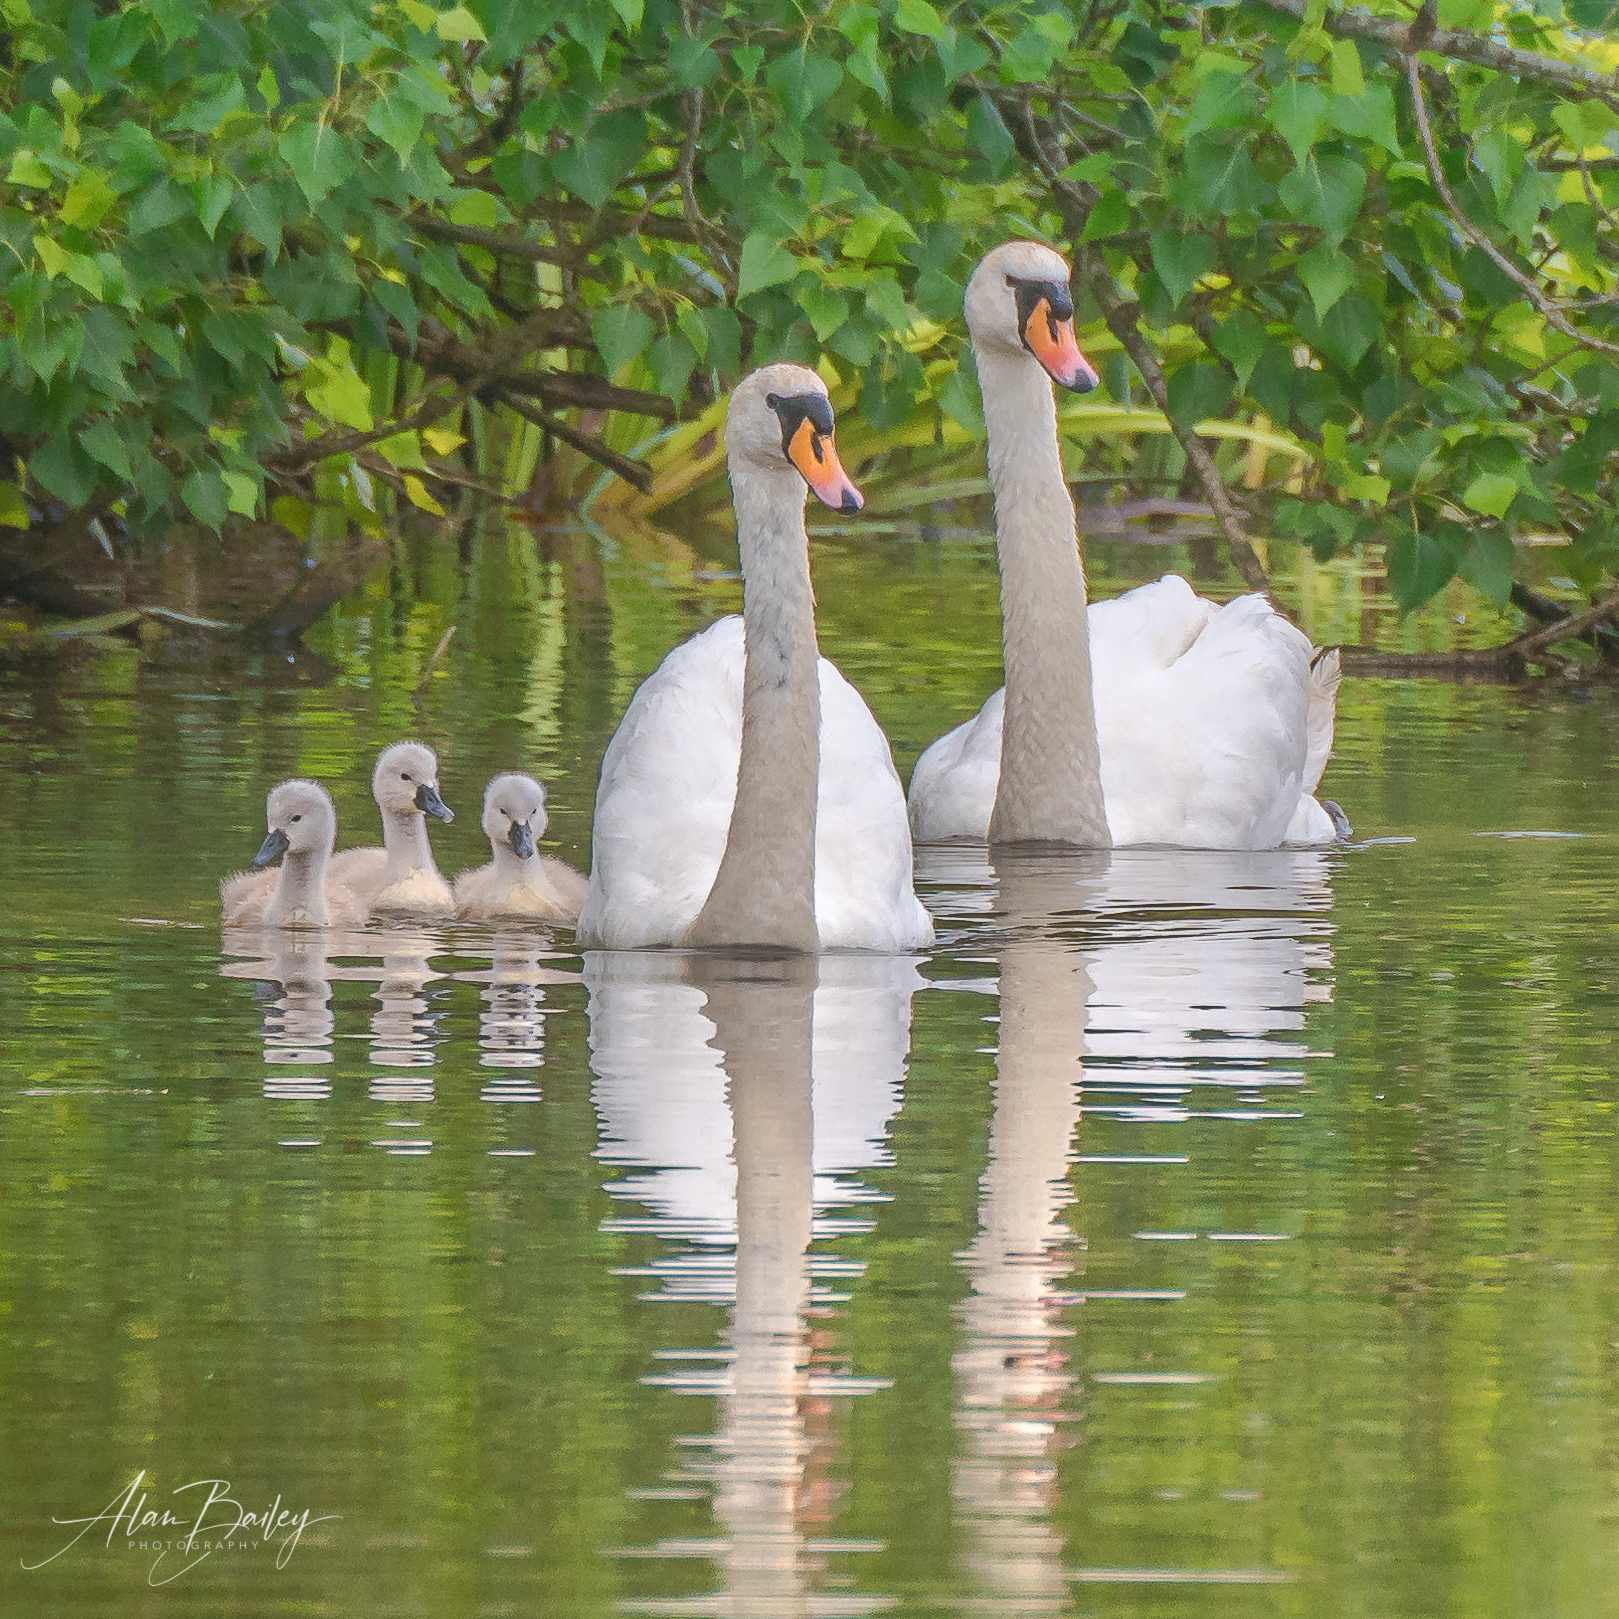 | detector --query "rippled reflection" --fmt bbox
[925,844,1334,1596]
[588,950,921,1616]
